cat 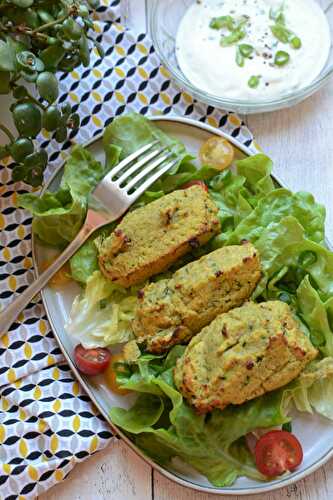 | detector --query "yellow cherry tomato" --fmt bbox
[104,353,130,395]
[199,136,234,171]
[41,260,72,287]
